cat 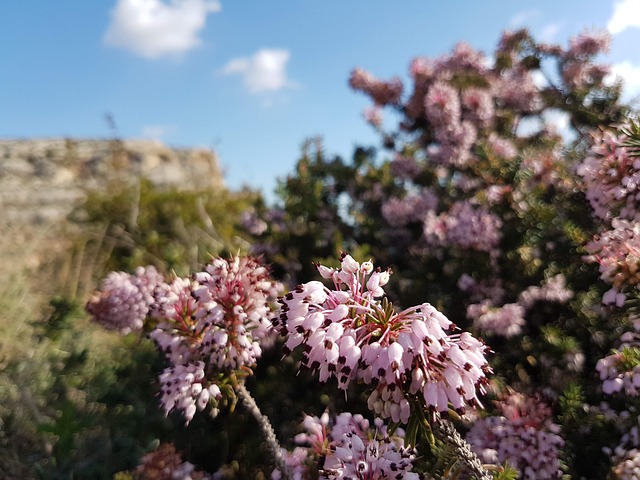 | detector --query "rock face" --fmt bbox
[0,138,224,225]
